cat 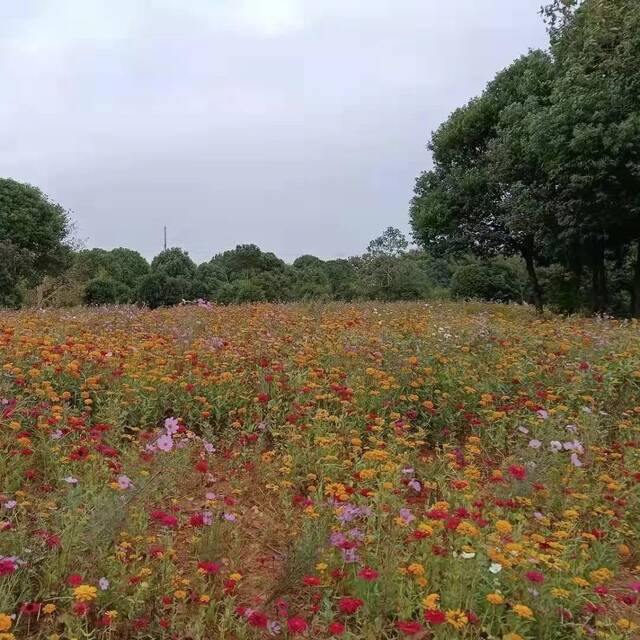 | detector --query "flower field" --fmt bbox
[1,302,639,640]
